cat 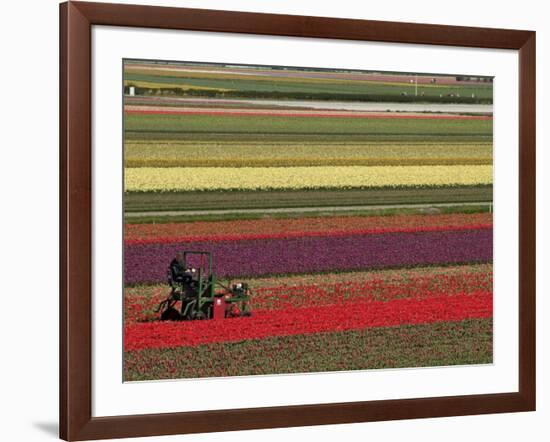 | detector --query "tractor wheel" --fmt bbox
[160,307,181,321]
